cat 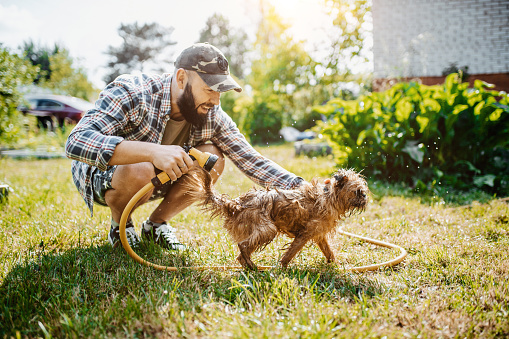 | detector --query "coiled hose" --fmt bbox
[120,171,407,272]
